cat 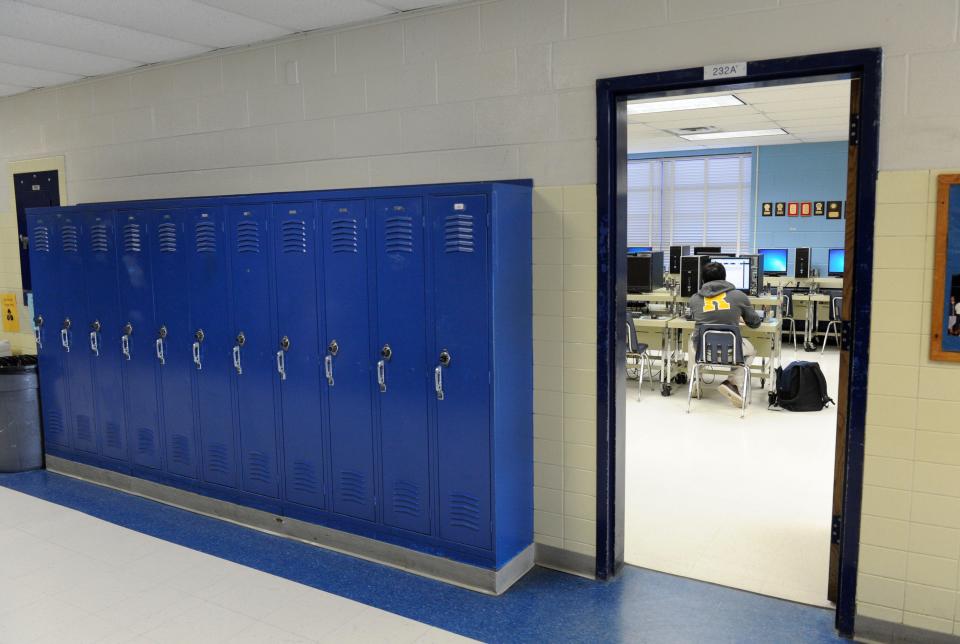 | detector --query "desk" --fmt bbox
[664,317,783,395]
[627,289,674,304]
[791,293,830,350]
[629,314,673,388]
